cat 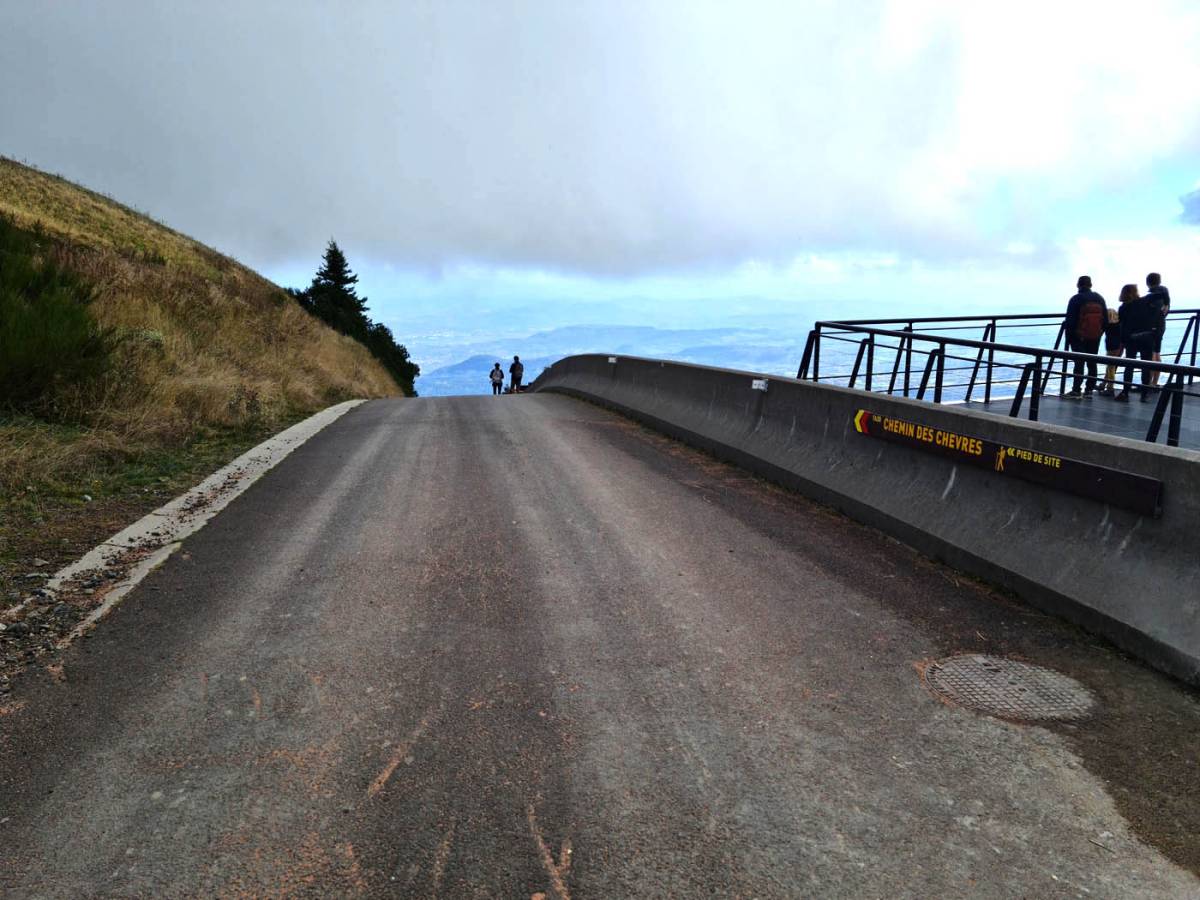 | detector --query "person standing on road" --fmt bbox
[489,362,504,395]
[1117,288,1159,402]
[1144,272,1171,387]
[509,355,525,392]
[1063,275,1107,398]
